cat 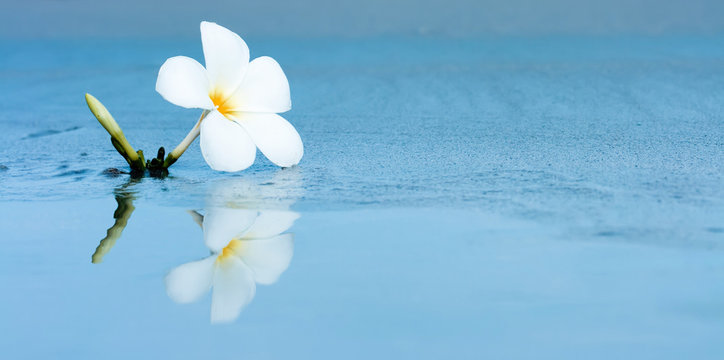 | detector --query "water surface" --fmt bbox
[0,36,723,359]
